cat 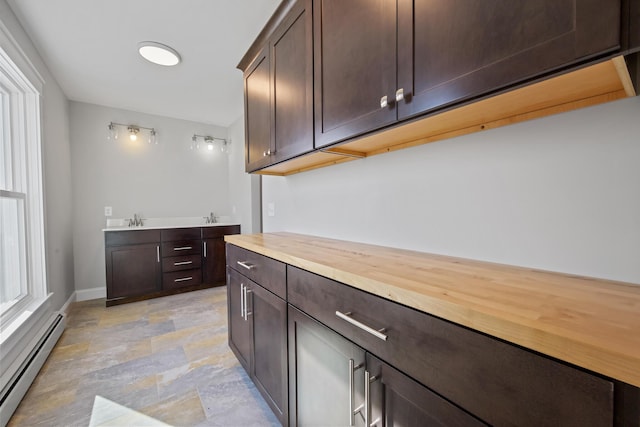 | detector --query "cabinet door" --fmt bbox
[244,46,272,172]
[249,283,288,424]
[202,237,225,284]
[314,0,397,148]
[288,306,366,427]
[366,354,487,427]
[227,268,252,370]
[397,0,621,119]
[271,0,314,163]
[106,243,160,299]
